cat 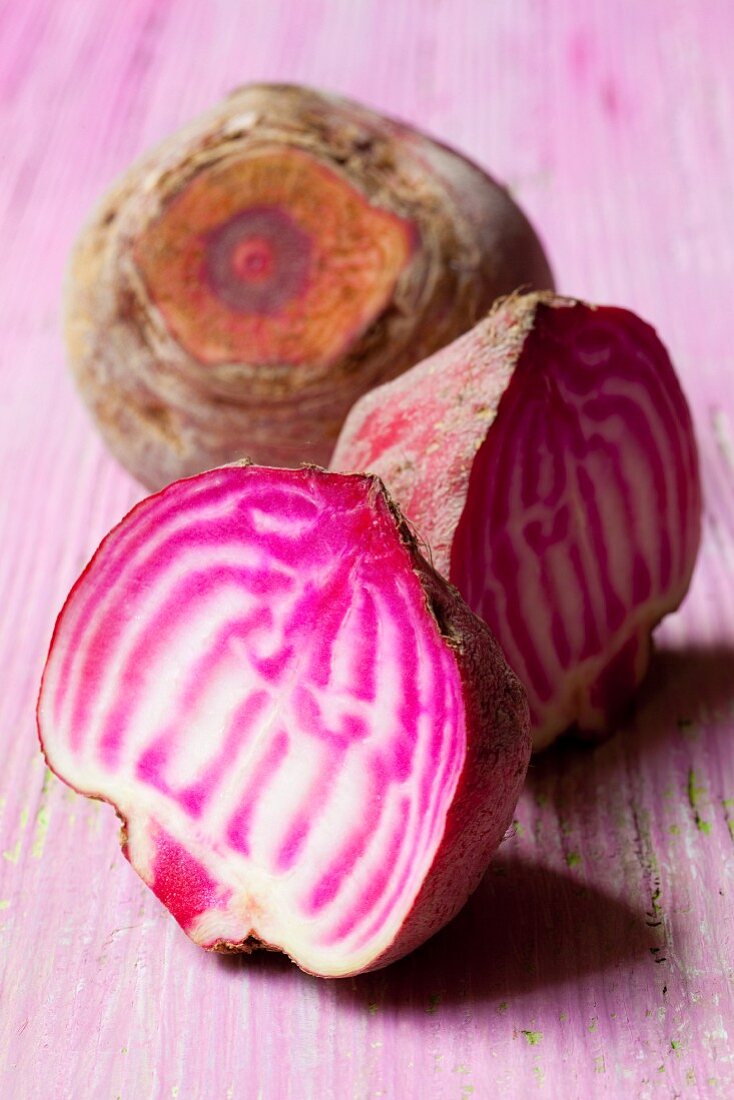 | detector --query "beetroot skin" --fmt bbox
[331,293,702,750]
[37,464,530,977]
